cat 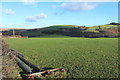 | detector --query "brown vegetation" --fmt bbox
[1,39,19,79]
